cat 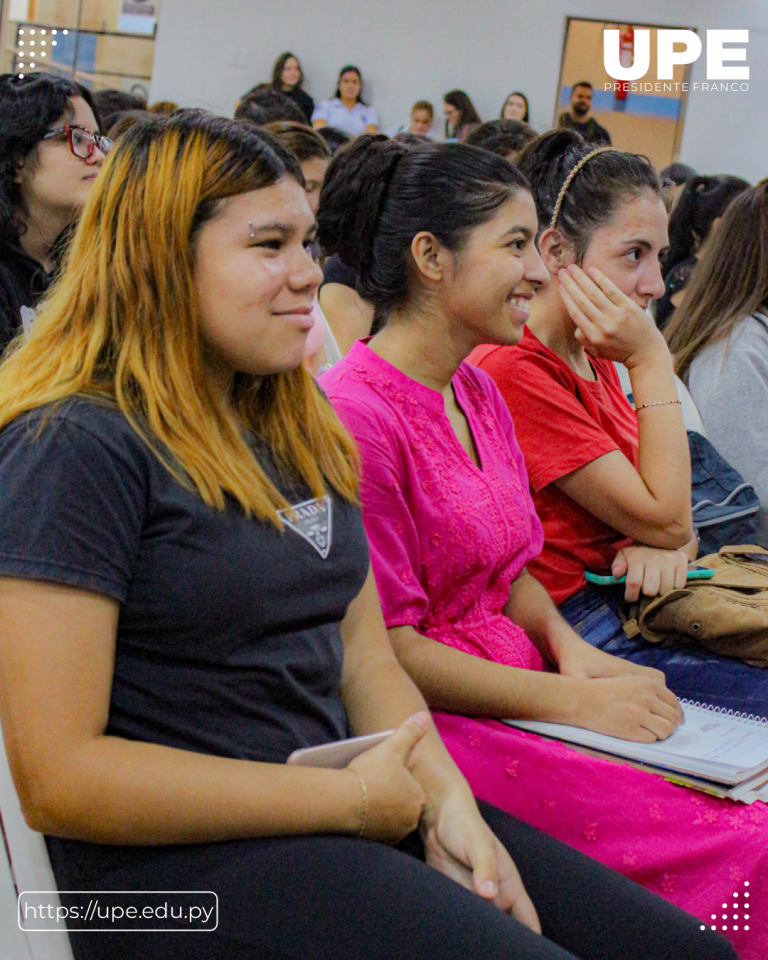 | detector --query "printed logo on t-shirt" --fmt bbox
[277,495,333,559]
